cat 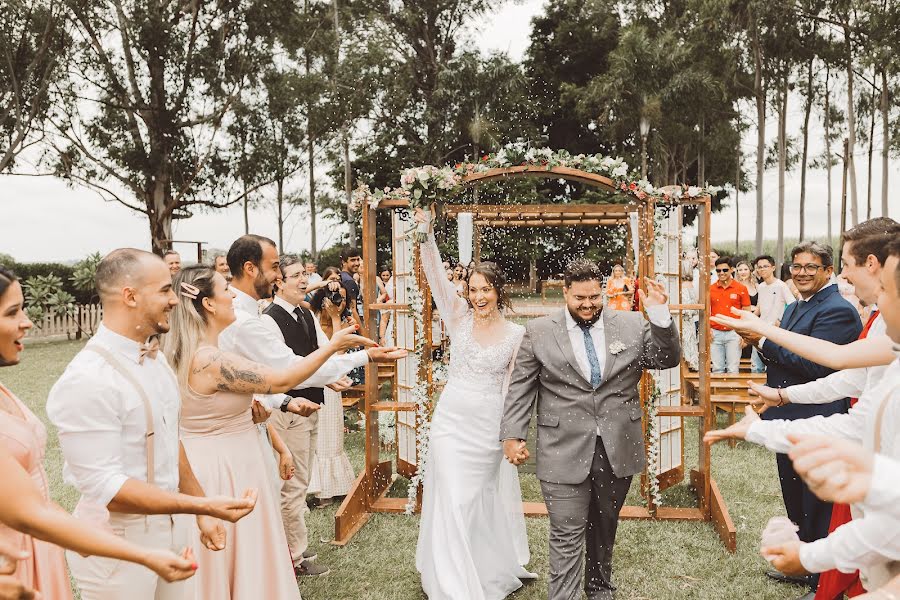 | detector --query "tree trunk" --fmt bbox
[865,70,876,220]
[752,16,765,255]
[697,115,705,185]
[308,137,317,258]
[776,74,788,270]
[276,178,284,253]
[735,144,740,253]
[243,195,249,234]
[333,0,355,247]
[824,67,833,244]
[845,24,859,226]
[147,185,173,255]
[882,69,890,218]
[529,257,537,293]
[799,56,814,241]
